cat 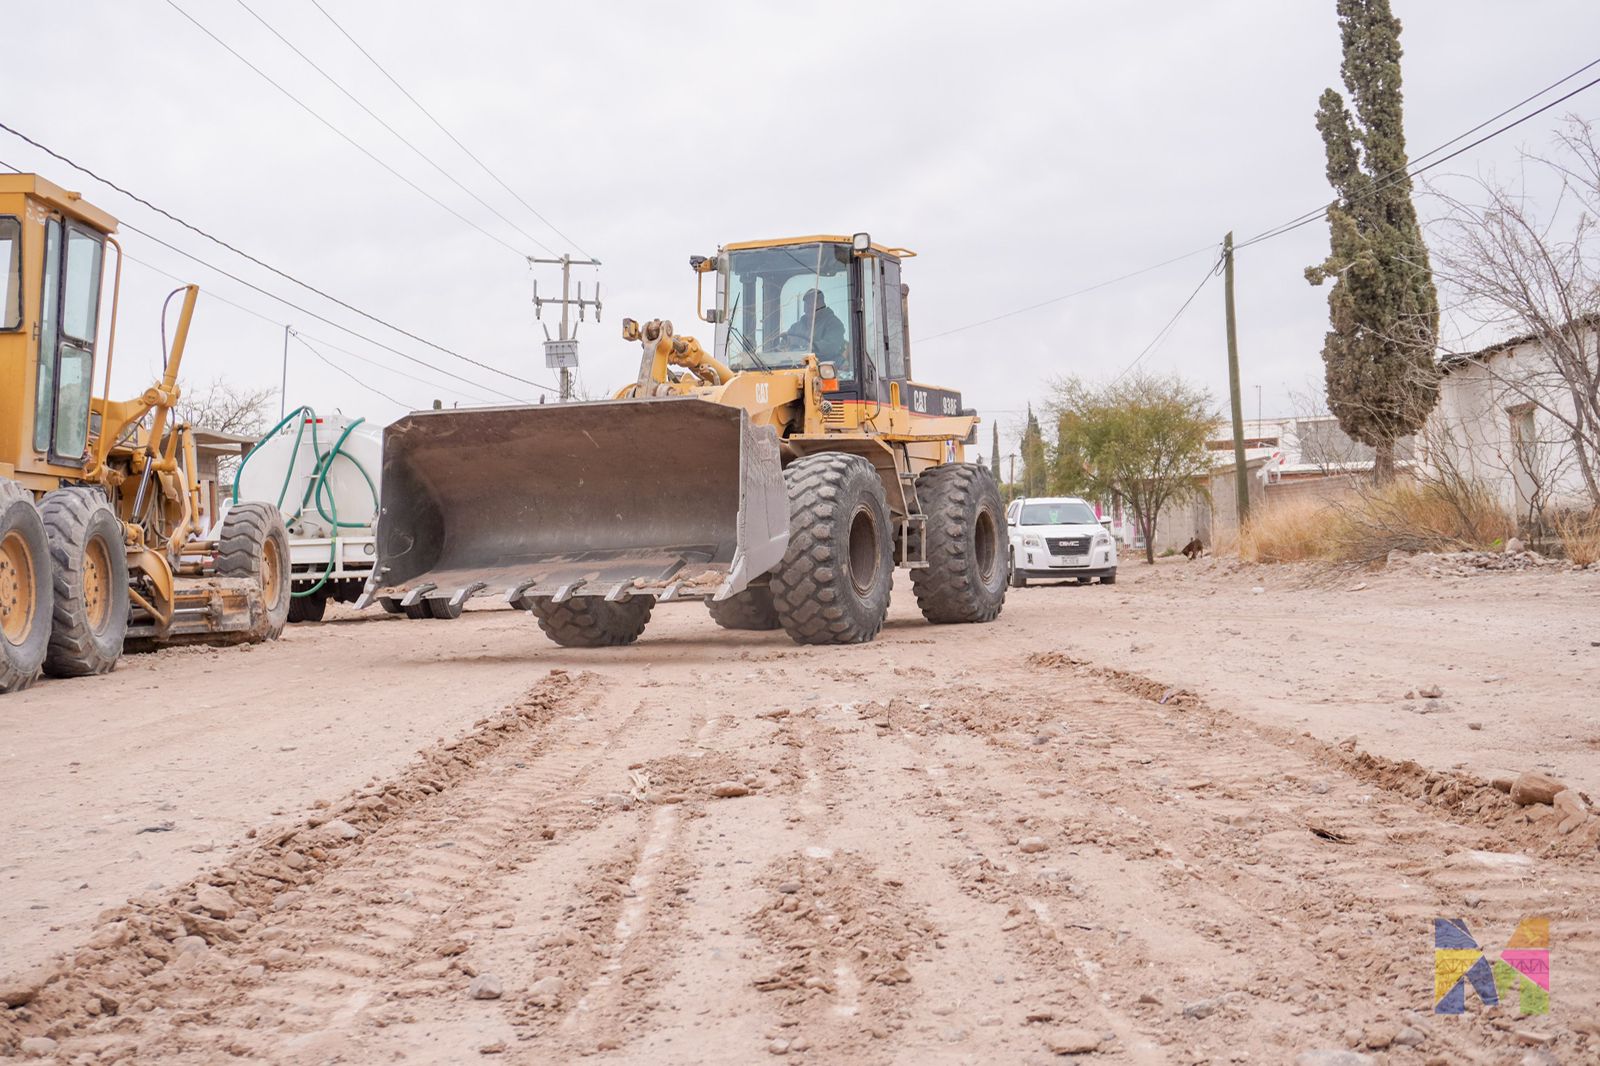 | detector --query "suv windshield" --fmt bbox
[717,242,853,377]
[1019,500,1098,526]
